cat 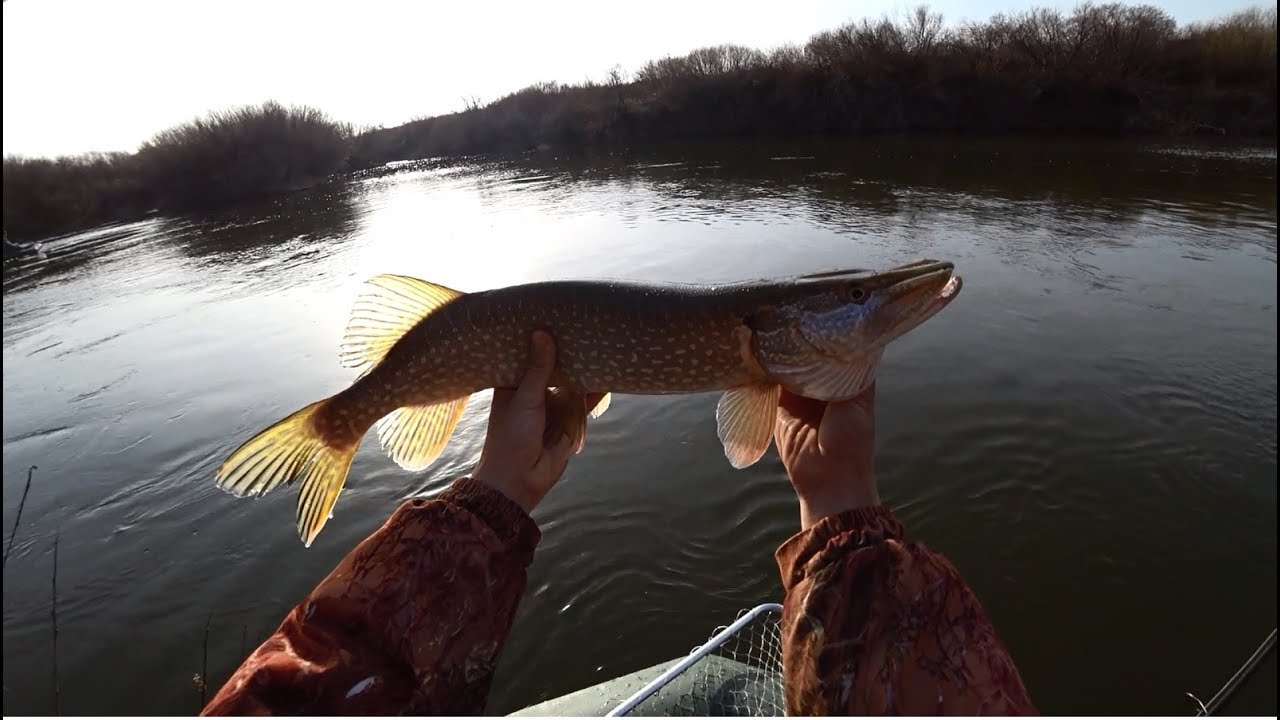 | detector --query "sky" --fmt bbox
[1,0,1257,158]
